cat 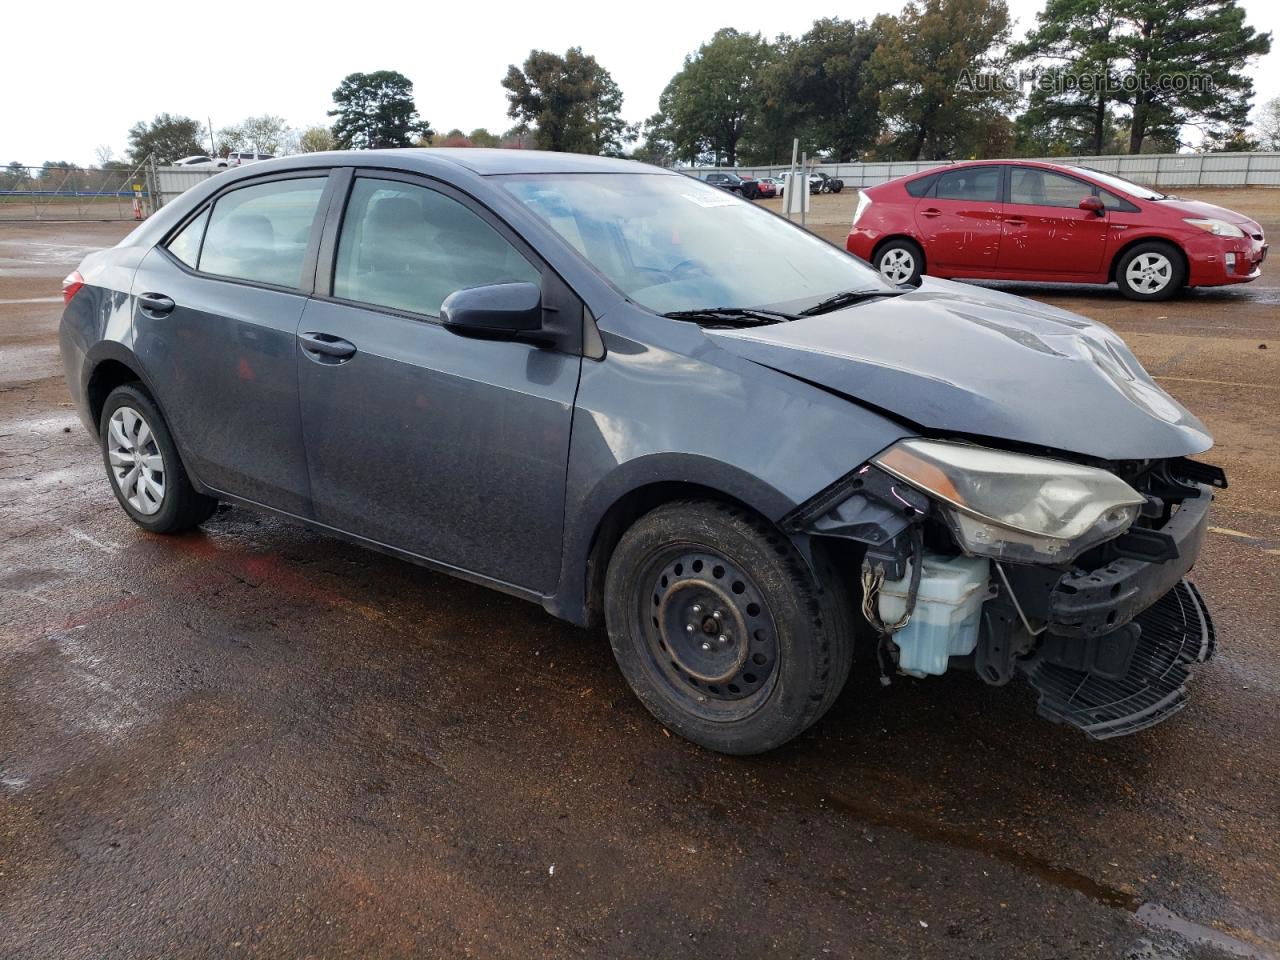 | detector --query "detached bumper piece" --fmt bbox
[1021,580,1214,739]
